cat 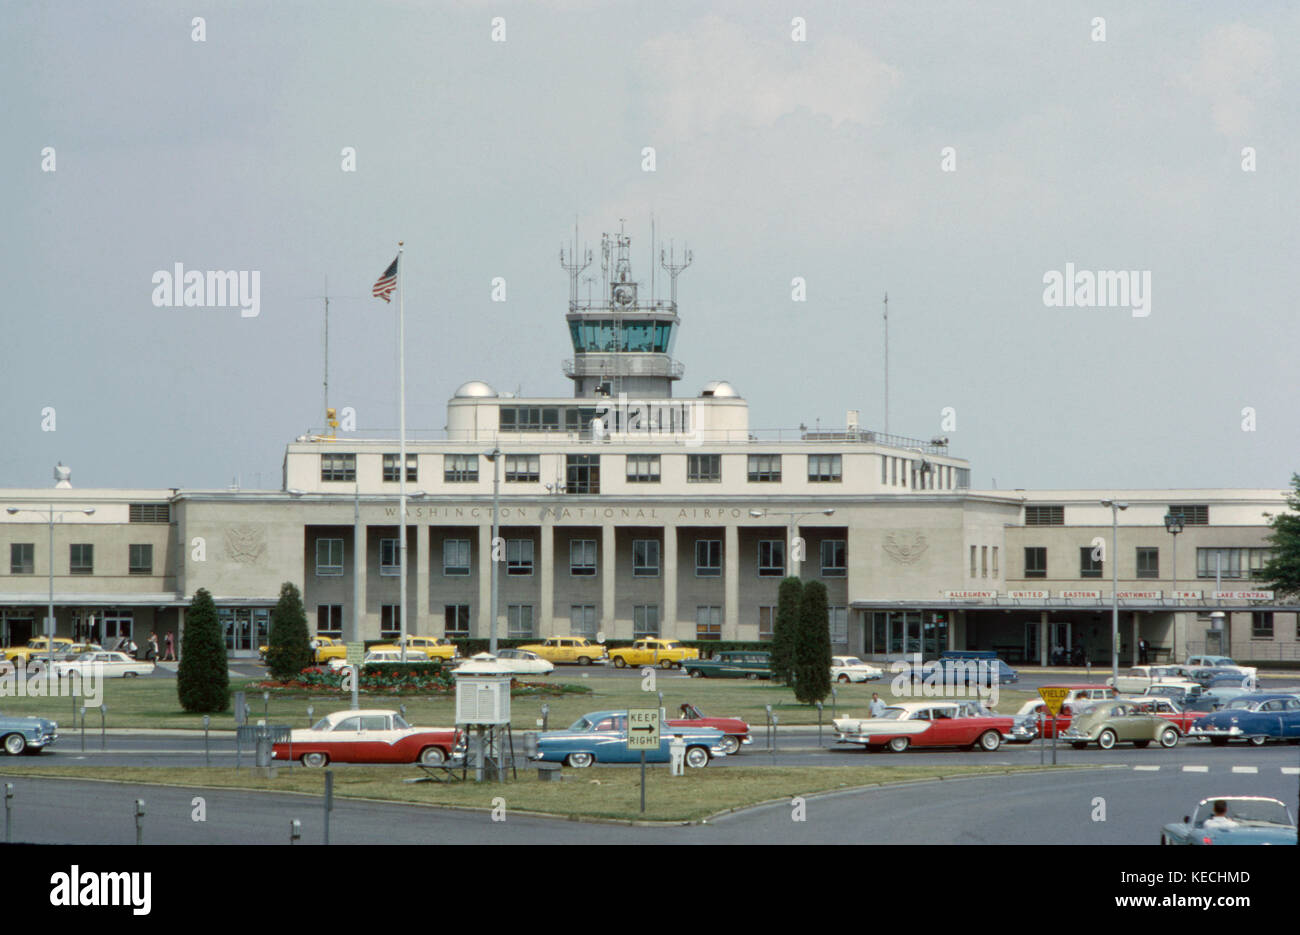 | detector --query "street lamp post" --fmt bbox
[1100,498,1128,687]
[6,498,96,680]
[1163,512,1185,658]
[747,508,835,578]
[484,448,502,653]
